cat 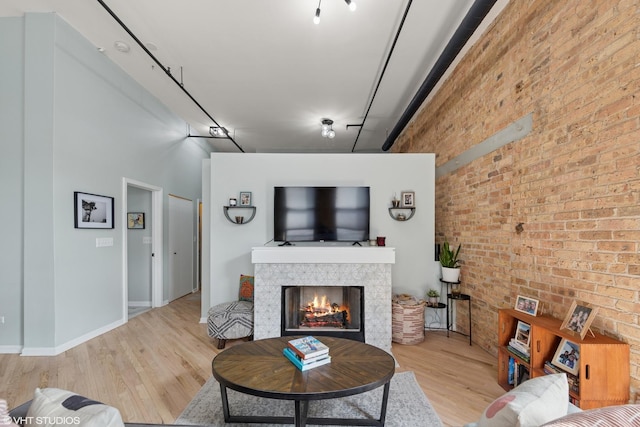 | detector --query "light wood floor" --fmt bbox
[0,293,504,426]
